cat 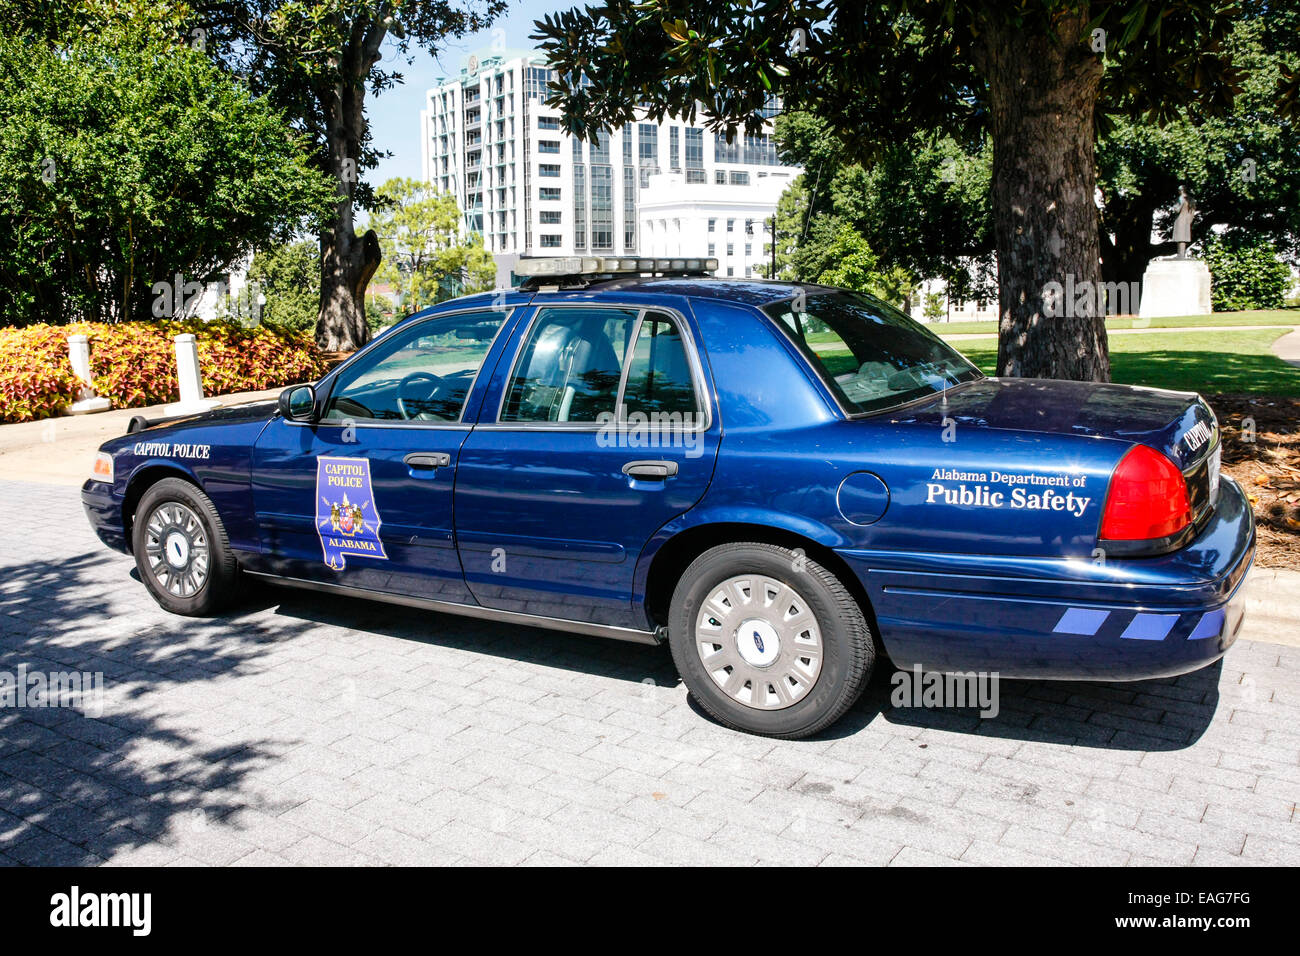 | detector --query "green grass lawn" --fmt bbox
[950,328,1300,396]
[923,309,1300,337]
